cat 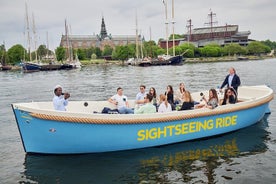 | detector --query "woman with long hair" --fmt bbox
[158,94,172,113]
[221,87,236,105]
[180,91,194,110]
[195,88,218,109]
[175,82,186,104]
